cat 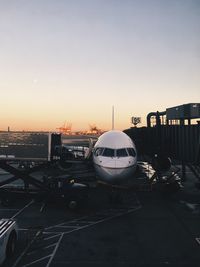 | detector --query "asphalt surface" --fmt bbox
[0,166,200,267]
